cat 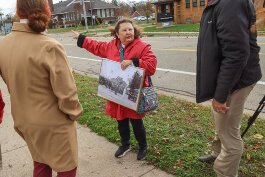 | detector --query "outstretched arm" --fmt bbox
[72,30,110,58]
